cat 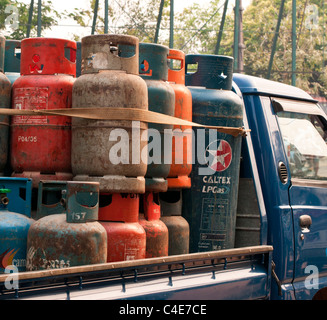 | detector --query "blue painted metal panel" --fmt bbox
[290,185,327,300]
[293,274,327,300]
[233,73,327,300]
[233,73,315,102]
[269,95,327,299]
[122,266,270,300]
[232,81,268,247]
[26,263,270,300]
[240,95,294,285]
[232,75,297,299]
